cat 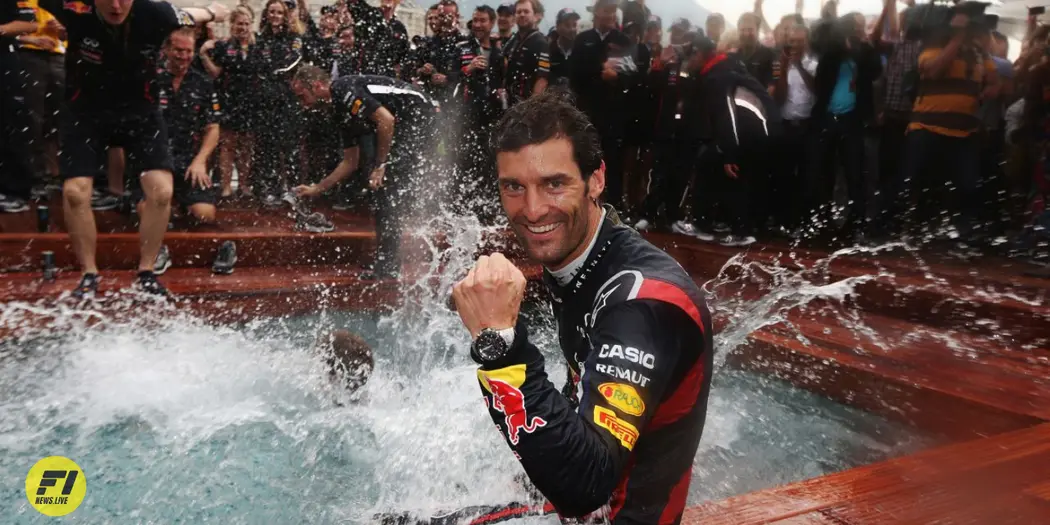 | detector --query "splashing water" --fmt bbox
[0,218,932,524]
